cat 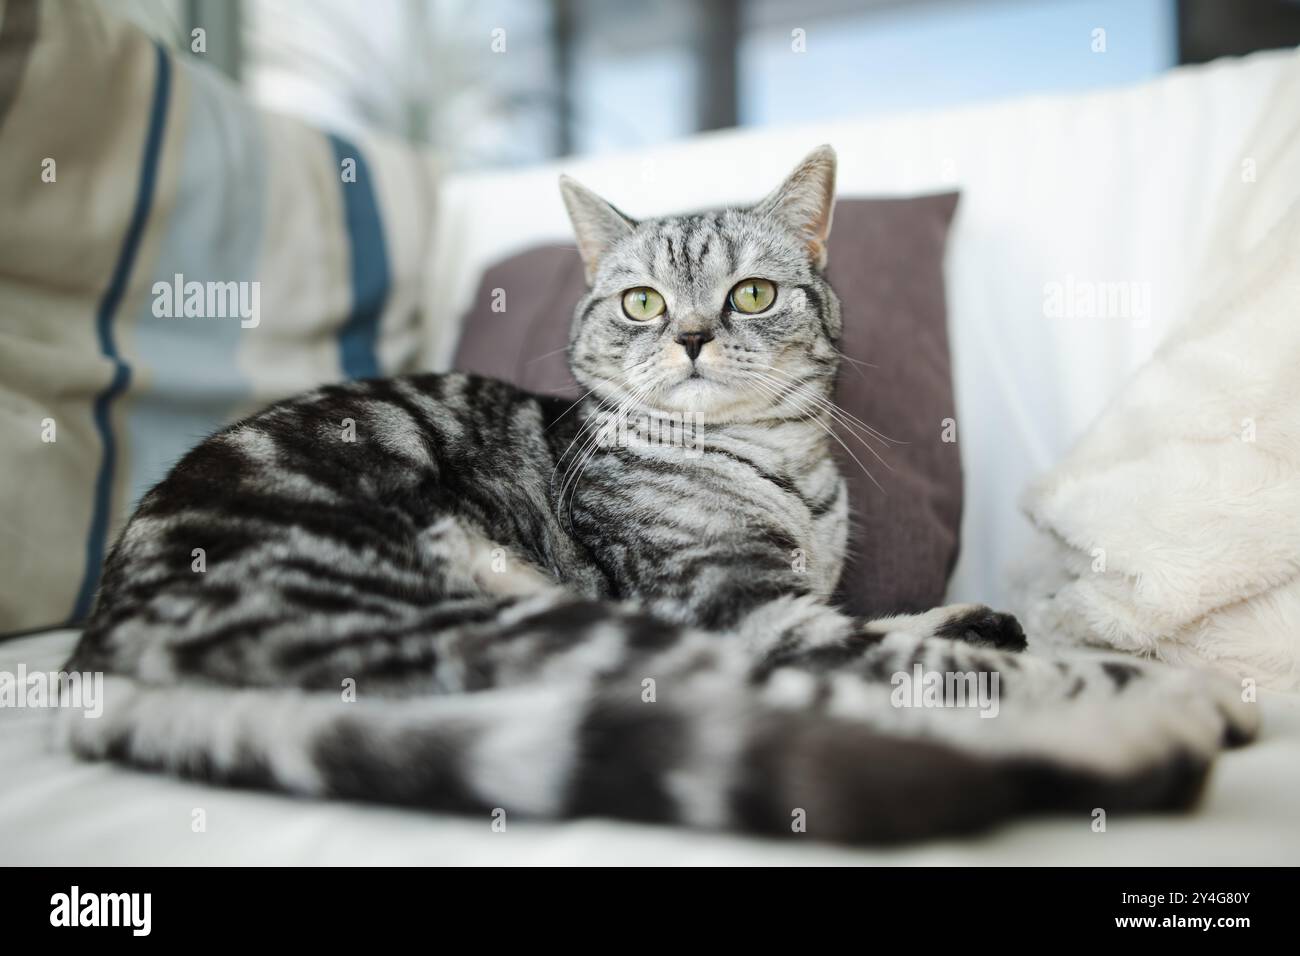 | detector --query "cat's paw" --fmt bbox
[1190,668,1261,748]
[1098,659,1262,758]
[934,605,1027,652]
